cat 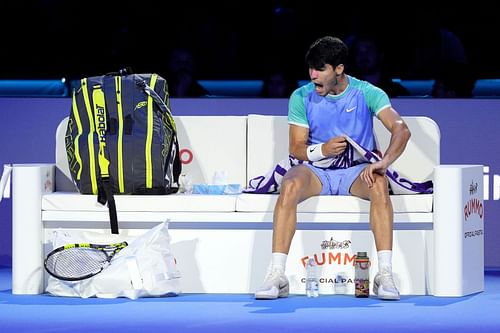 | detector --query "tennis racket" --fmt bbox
[44,241,128,281]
